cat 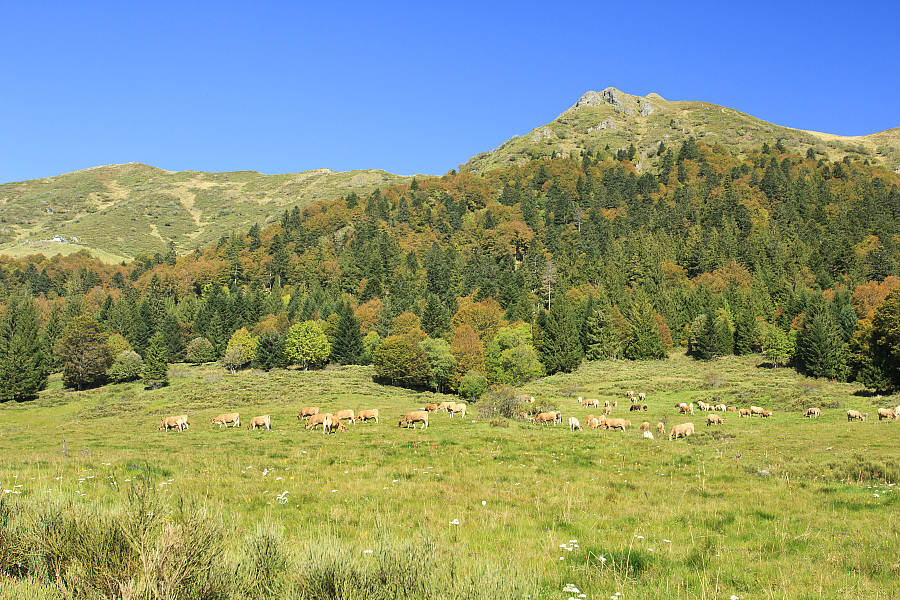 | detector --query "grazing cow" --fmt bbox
[569,417,582,431]
[739,408,751,417]
[211,413,240,428]
[604,399,611,408]
[449,403,467,418]
[581,397,600,409]
[675,402,687,409]
[642,431,654,440]
[399,411,429,429]
[436,401,454,412]
[554,411,563,425]
[642,404,649,411]
[630,404,642,412]
[656,422,666,437]
[804,407,821,418]
[761,410,773,418]
[625,390,635,400]
[613,401,618,408]
[697,401,710,412]
[356,409,379,423]
[159,415,188,432]
[587,417,601,430]
[877,407,897,421]
[603,418,630,431]
[715,404,727,412]
[638,392,646,402]
[726,406,737,412]
[669,422,695,440]
[425,404,438,412]
[679,404,694,414]
[639,422,650,432]
[306,413,332,430]
[602,405,612,415]
[750,406,765,417]
[298,407,319,420]
[707,414,724,426]
[847,410,867,421]
[247,415,271,431]
[334,409,356,424]
[532,412,556,426]
[323,415,348,435]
